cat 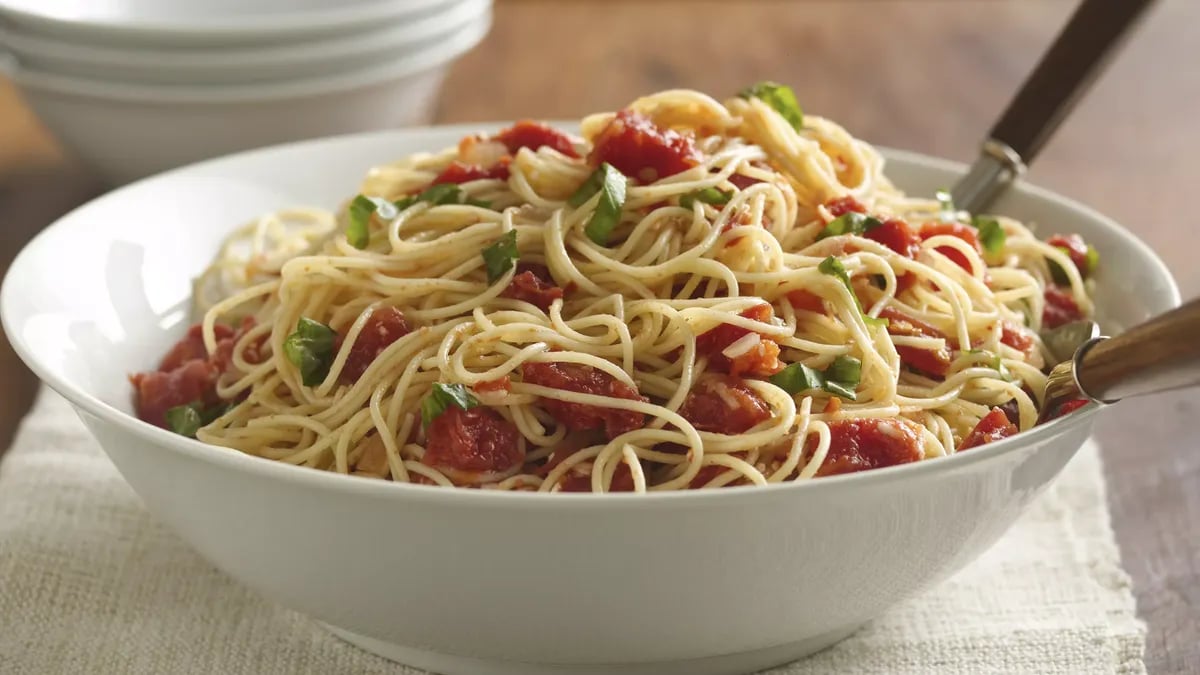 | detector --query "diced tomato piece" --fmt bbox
[1047,233,1092,278]
[1043,286,1084,329]
[878,306,944,340]
[521,362,647,440]
[920,222,982,272]
[159,323,233,372]
[695,304,780,375]
[1051,398,1090,419]
[865,218,921,259]
[210,317,265,374]
[558,463,634,492]
[130,359,219,429]
[814,418,924,476]
[825,196,867,217]
[589,109,701,183]
[423,406,523,482]
[824,397,842,414]
[340,307,411,383]
[1000,321,1036,357]
[678,375,772,434]
[959,407,1019,450]
[501,263,564,311]
[432,158,511,185]
[494,120,579,158]
[729,173,762,190]
[787,289,825,313]
[474,376,512,394]
[878,306,951,377]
